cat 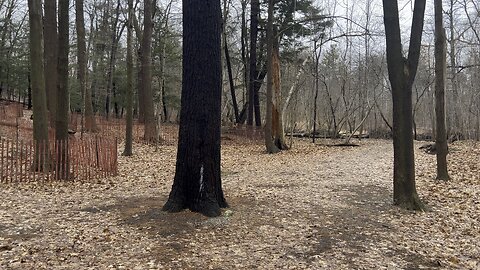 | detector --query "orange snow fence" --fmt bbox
[0,136,117,183]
